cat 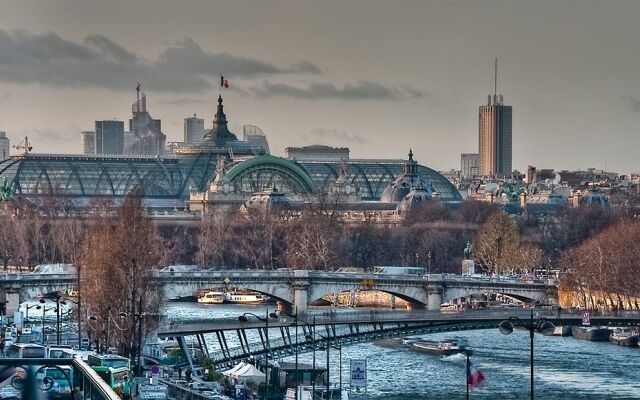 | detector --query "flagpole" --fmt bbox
[466,352,469,400]
[219,73,222,97]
